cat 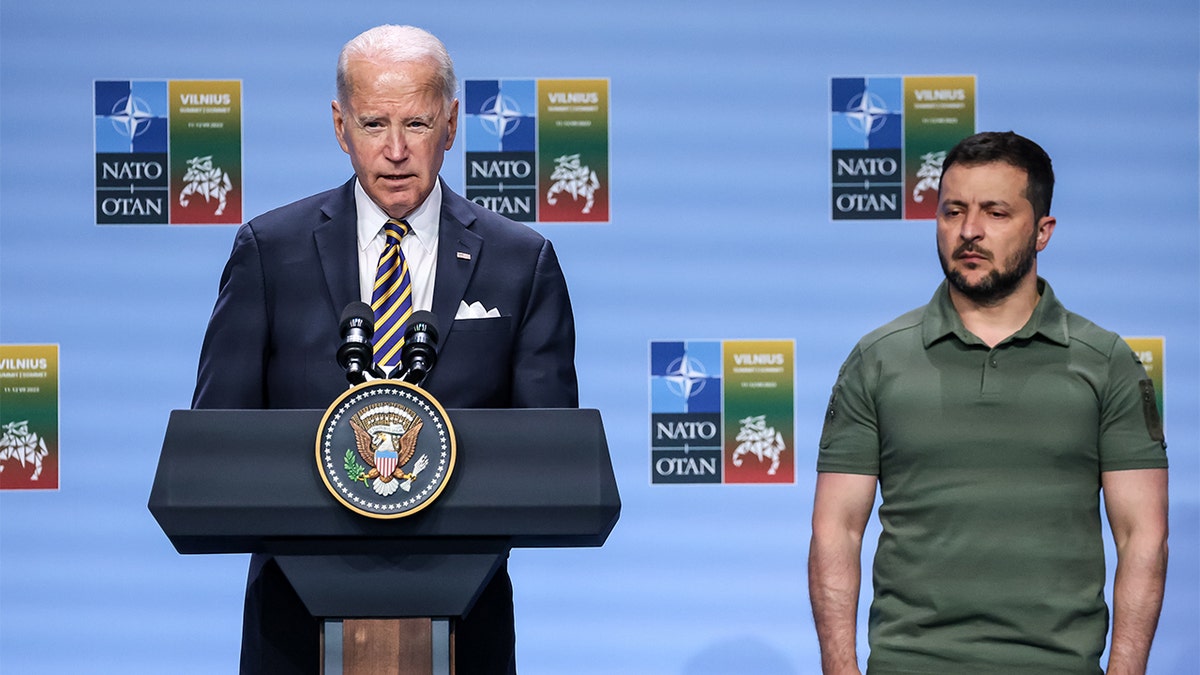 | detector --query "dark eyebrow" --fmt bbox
[939,198,1013,211]
[979,200,1014,210]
